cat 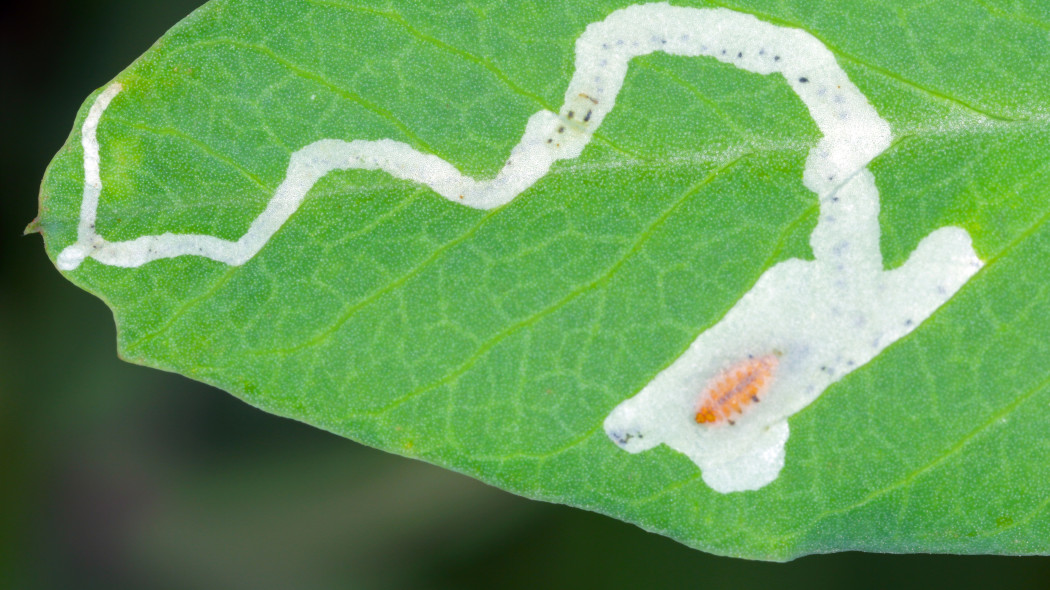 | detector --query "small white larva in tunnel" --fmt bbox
[56,3,983,494]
